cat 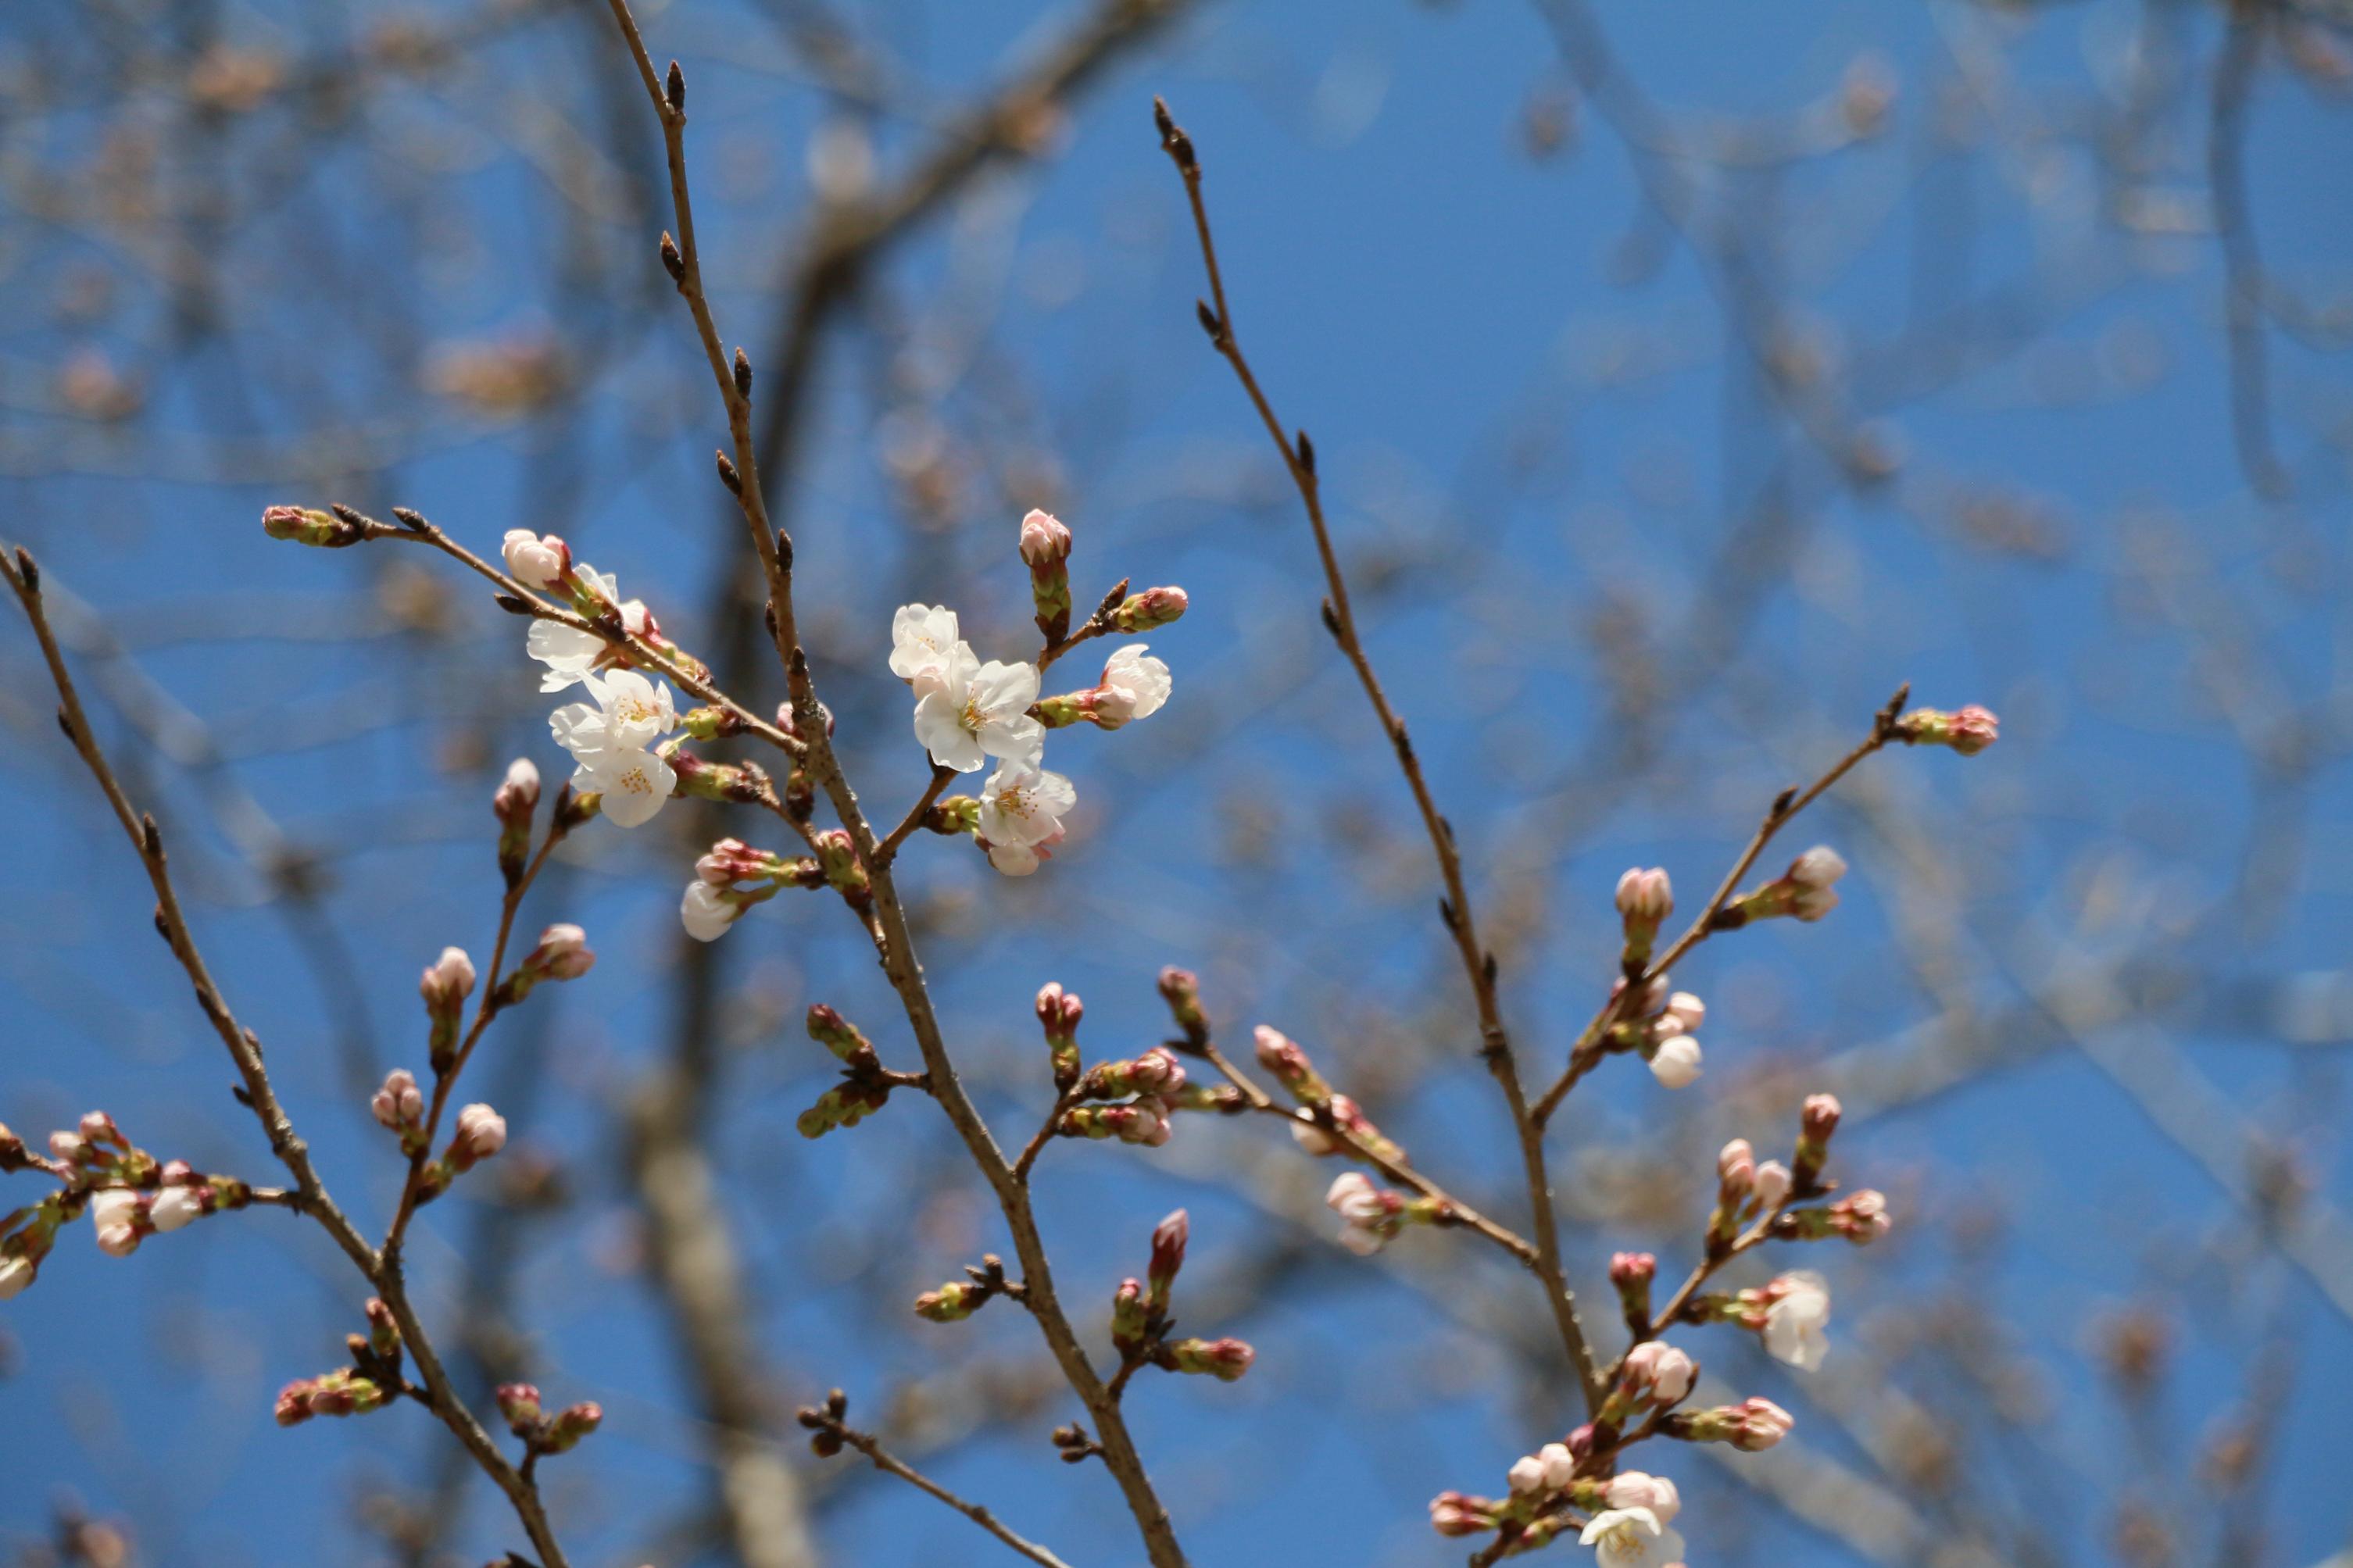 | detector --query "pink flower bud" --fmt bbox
[1110,585,1187,634]
[79,1111,121,1146]
[1790,846,1847,888]
[371,1068,424,1131]
[1018,508,1072,566]
[1148,1209,1189,1304]
[1611,1251,1657,1288]
[1802,1093,1842,1140]
[1732,1395,1794,1449]
[420,946,476,1009]
[1754,1160,1793,1209]
[1615,866,1673,923]
[496,1382,544,1434]
[1507,1453,1548,1495]
[495,756,541,816]
[1166,1335,1253,1380]
[525,923,595,980]
[1718,1138,1756,1194]
[451,1102,507,1166]
[1429,1491,1494,1538]
[500,530,570,589]
[1662,991,1705,1033]
[1948,704,2000,754]
[1831,1188,1892,1245]
[1604,1471,1680,1522]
